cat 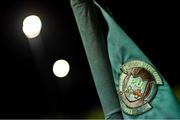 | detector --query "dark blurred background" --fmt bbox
[0,0,179,119]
